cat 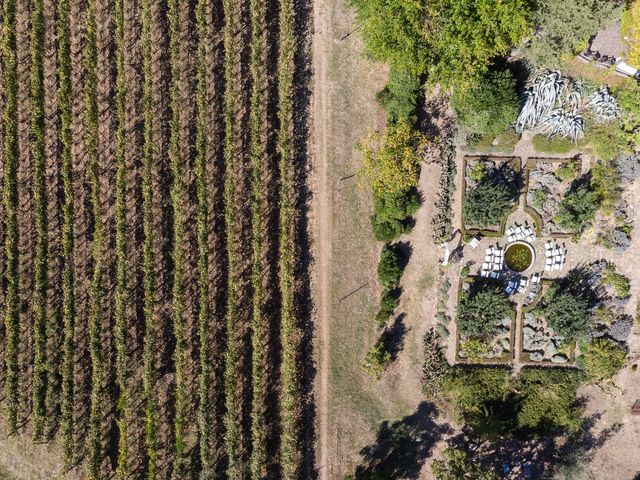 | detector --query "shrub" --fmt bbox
[451,70,519,139]
[359,118,428,195]
[469,162,486,182]
[555,163,578,182]
[375,291,398,325]
[532,189,547,209]
[531,134,575,154]
[457,286,512,339]
[581,338,626,382]
[590,162,621,214]
[363,337,392,379]
[376,65,421,124]
[609,316,633,343]
[463,180,515,228]
[460,339,491,360]
[377,245,403,290]
[421,328,450,397]
[432,448,498,480]
[585,121,631,161]
[601,263,630,298]
[539,285,591,341]
[432,141,457,242]
[555,186,599,233]
[613,80,640,151]
[371,189,419,242]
